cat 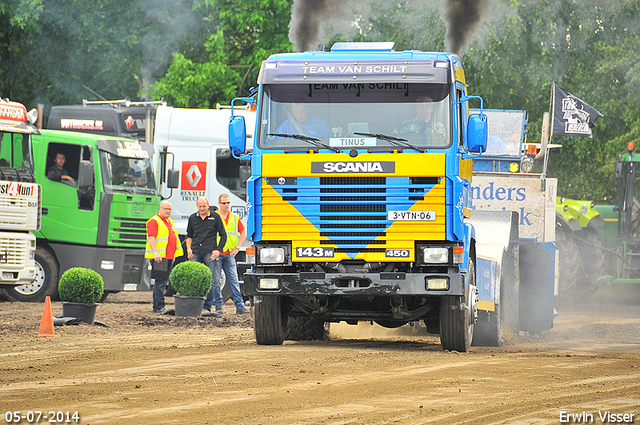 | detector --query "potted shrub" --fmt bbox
[58,267,104,324]
[170,261,212,317]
